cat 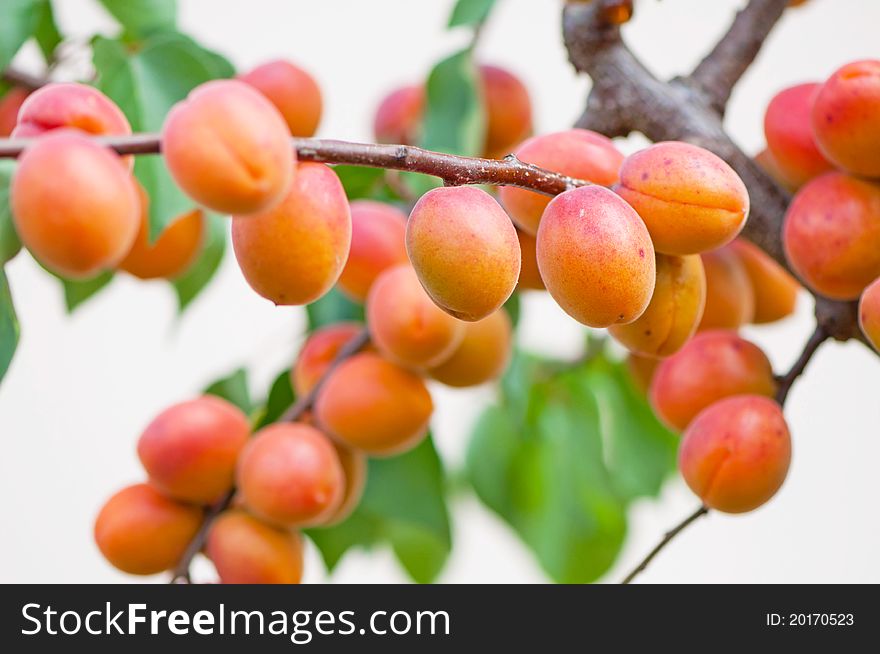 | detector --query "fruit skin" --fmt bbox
[315,352,433,456]
[480,64,533,159]
[0,87,29,137]
[614,141,750,255]
[324,441,368,526]
[812,60,880,178]
[626,353,660,395]
[729,239,800,324]
[429,309,513,387]
[679,395,791,514]
[373,85,424,145]
[649,330,777,432]
[859,277,880,352]
[162,79,294,215]
[239,59,322,137]
[232,162,351,305]
[754,148,798,194]
[236,423,344,528]
[94,483,202,575]
[292,322,364,396]
[783,172,880,300]
[499,129,623,234]
[136,396,251,505]
[537,185,655,328]
[11,82,130,138]
[610,253,705,358]
[10,130,139,279]
[367,264,465,369]
[407,186,520,322]
[206,510,303,584]
[698,246,755,331]
[337,200,408,301]
[516,228,544,290]
[763,83,833,188]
